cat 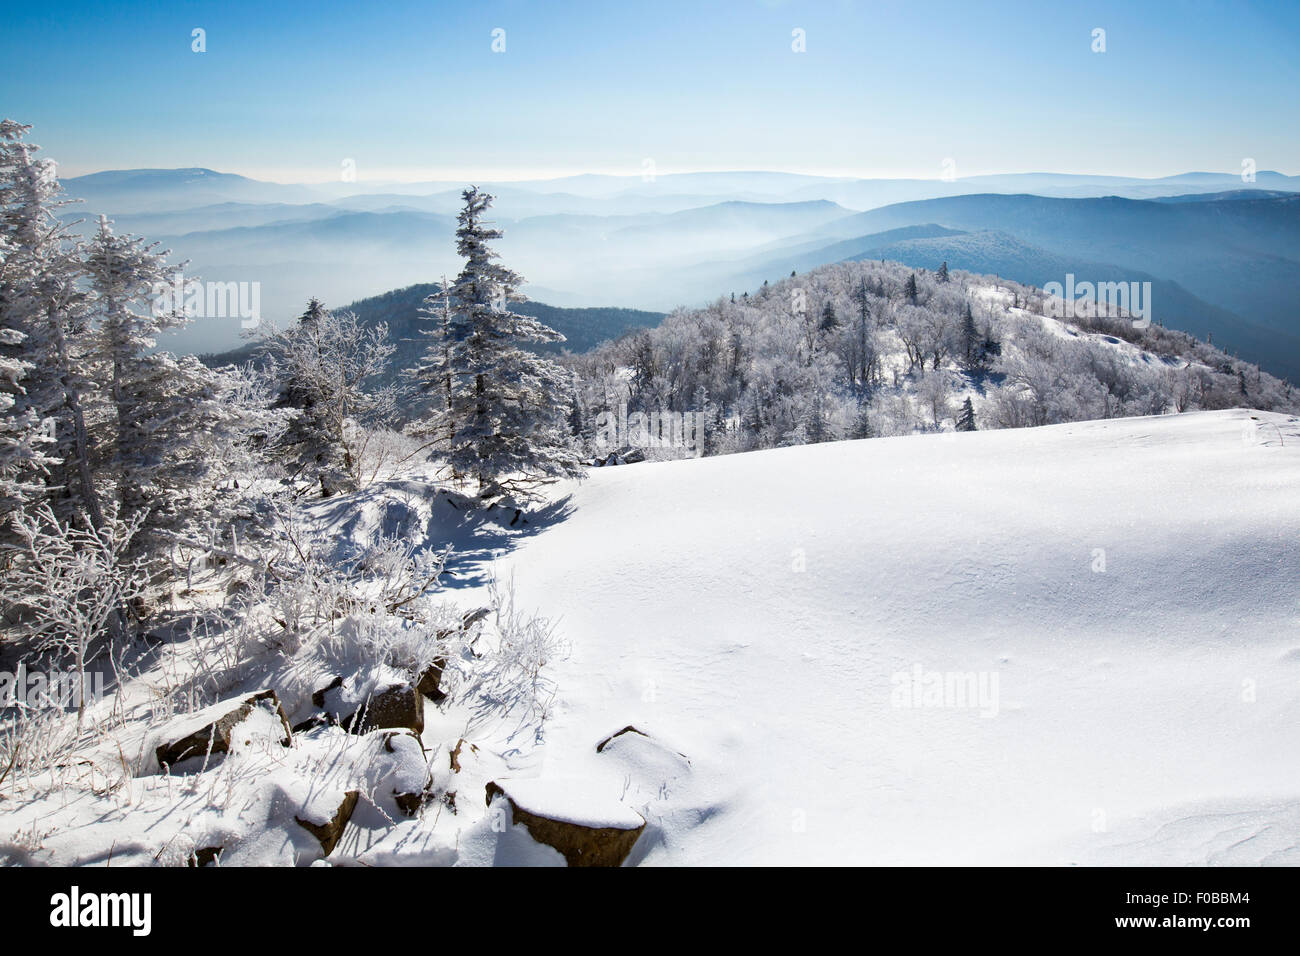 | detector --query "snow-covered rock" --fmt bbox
[486,779,646,867]
[145,689,291,774]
